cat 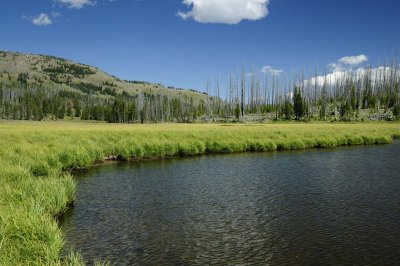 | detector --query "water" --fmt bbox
[61,142,400,265]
